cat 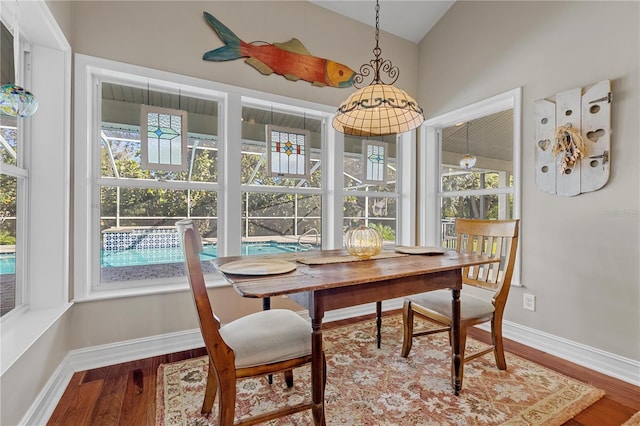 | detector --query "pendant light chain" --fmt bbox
[373,0,381,83]
[331,0,425,136]
[466,121,470,152]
